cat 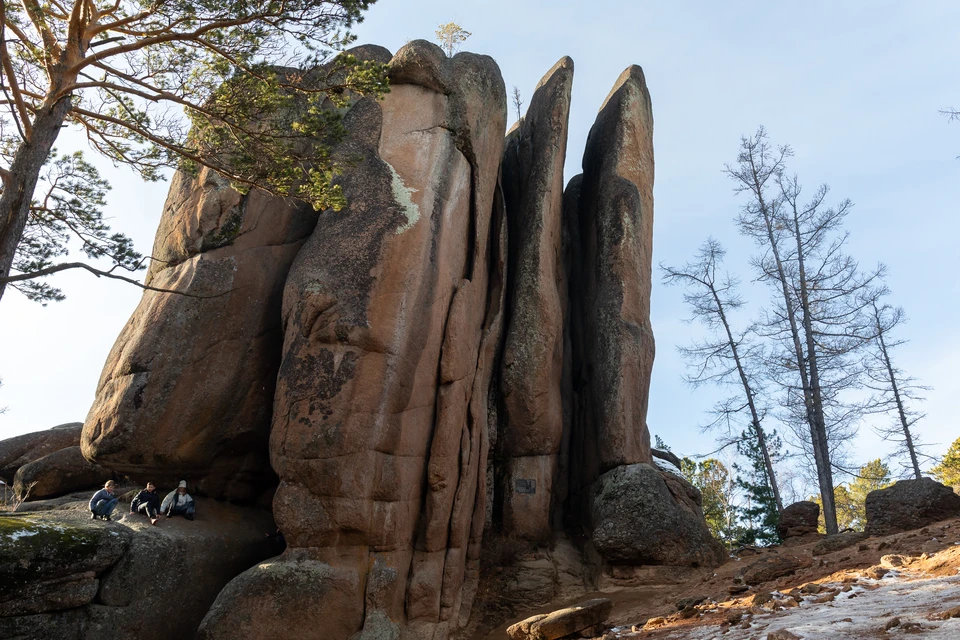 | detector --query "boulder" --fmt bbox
[0,500,274,640]
[590,463,726,568]
[13,446,111,501]
[206,40,507,640]
[499,56,574,541]
[197,552,365,640]
[812,531,868,556]
[564,66,655,518]
[777,501,820,541]
[506,598,612,640]
[738,556,806,585]
[0,423,82,483]
[865,478,960,536]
